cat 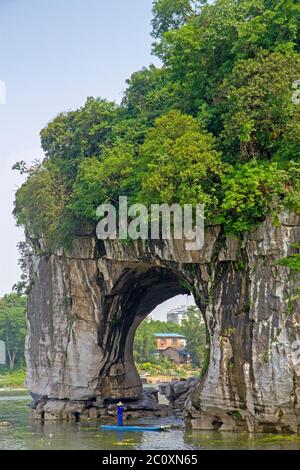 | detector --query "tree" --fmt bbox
[151,0,204,39]
[233,0,300,57]
[122,65,179,122]
[14,161,75,250]
[137,110,224,213]
[0,294,27,369]
[181,305,206,366]
[71,140,136,220]
[219,161,287,233]
[220,51,300,163]
[40,98,118,167]
[157,0,300,117]
[157,0,244,113]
